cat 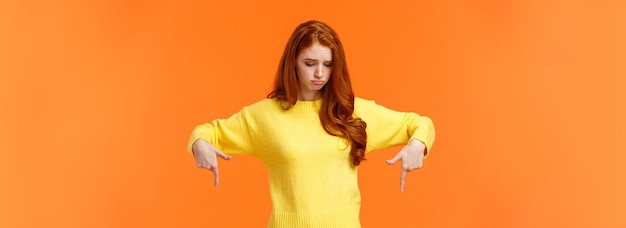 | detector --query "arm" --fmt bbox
[187,107,256,187]
[355,98,435,191]
[356,98,435,157]
[187,107,255,156]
